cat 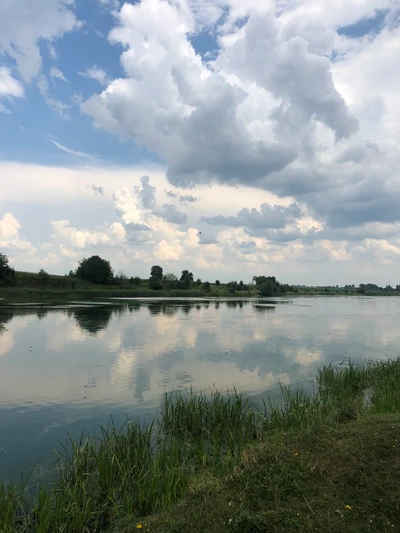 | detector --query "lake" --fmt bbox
[1,296,400,482]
